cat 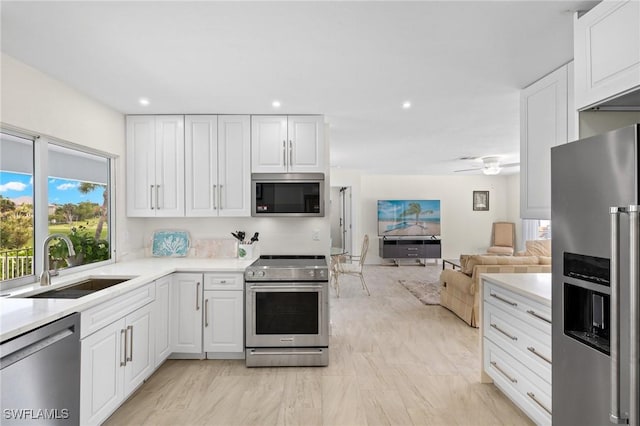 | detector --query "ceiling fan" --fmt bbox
[454,156,520,175]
